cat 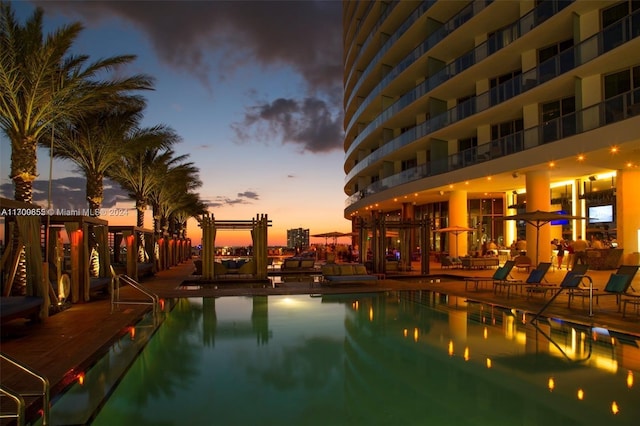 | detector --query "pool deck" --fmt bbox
[1,258,639,422]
